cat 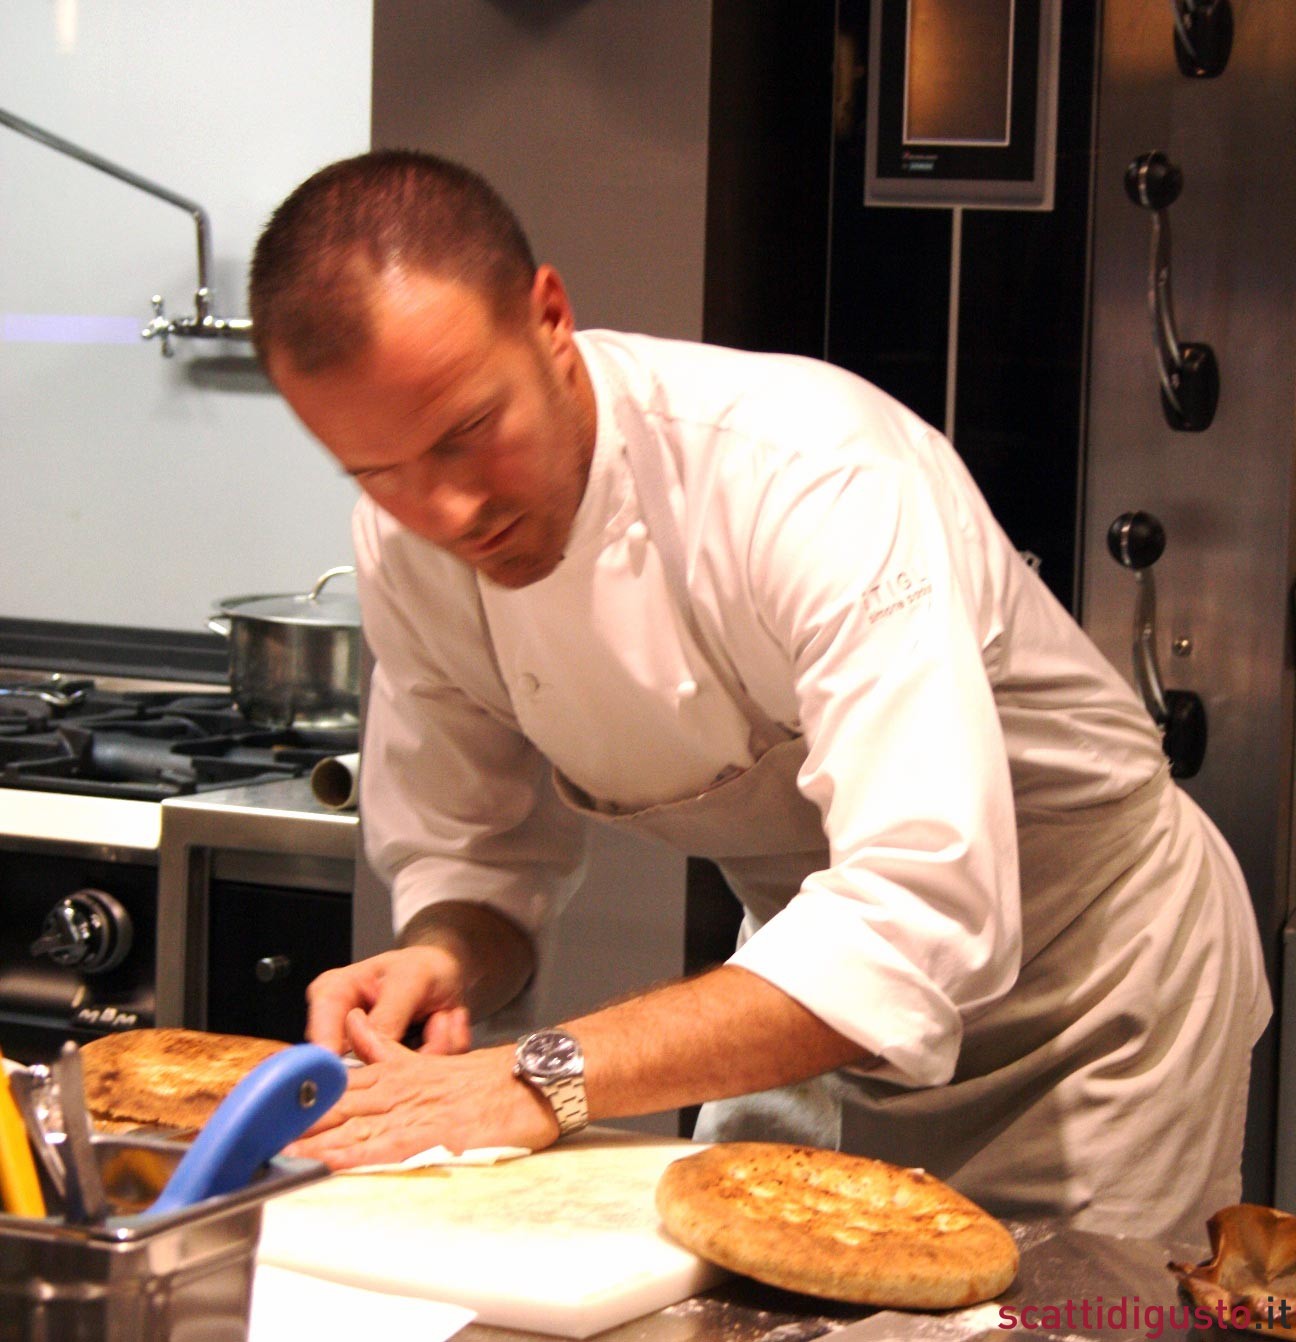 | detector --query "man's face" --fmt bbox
[268,264,596,589]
